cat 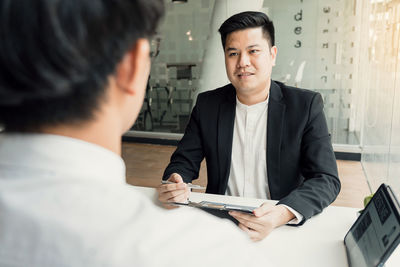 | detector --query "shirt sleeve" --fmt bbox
[279,204,304,225]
